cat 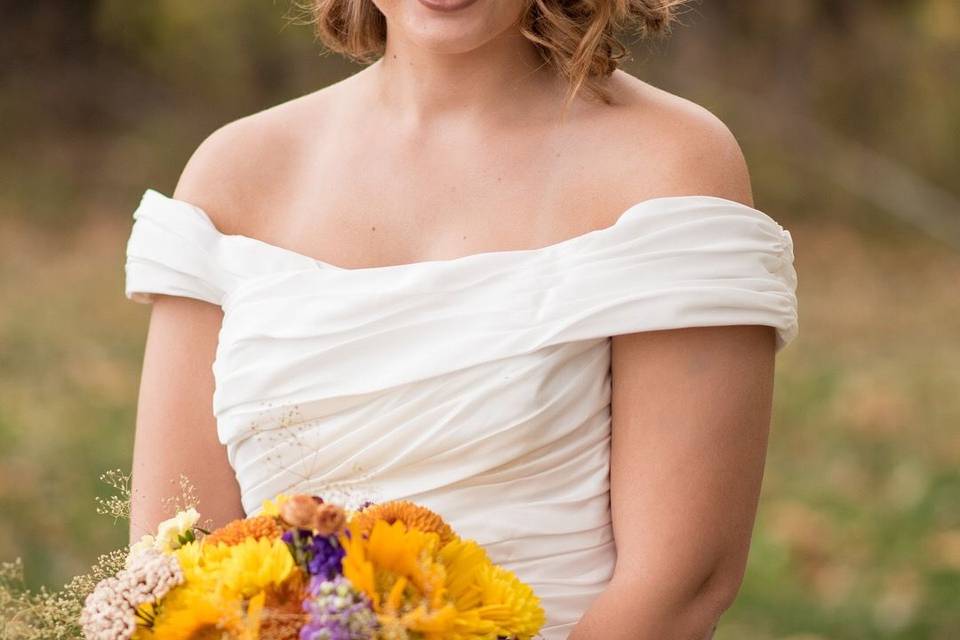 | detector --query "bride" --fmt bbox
[123,0,799,638]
